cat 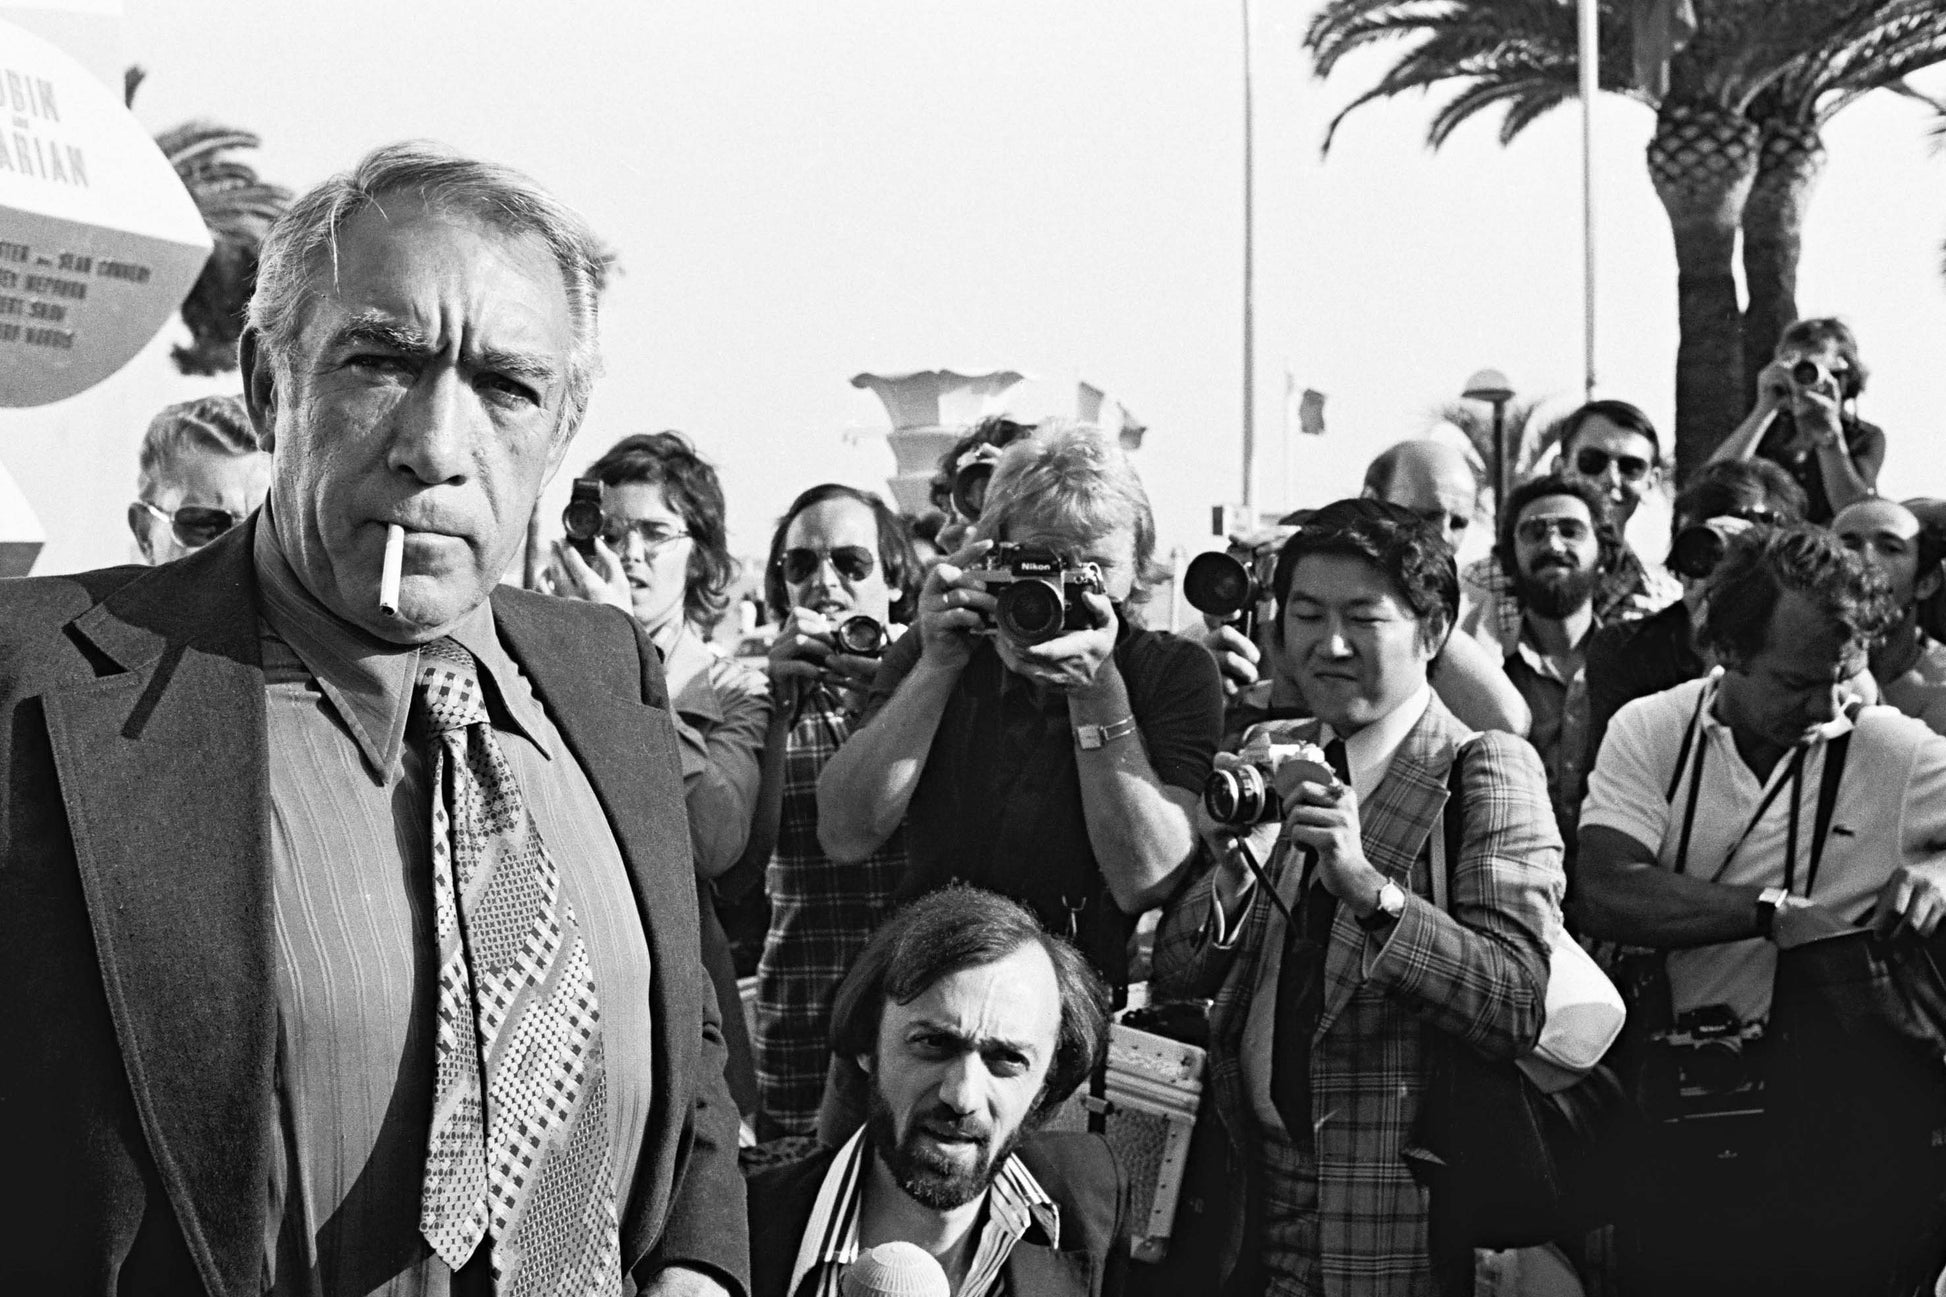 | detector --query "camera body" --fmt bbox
[1790,357,1832,392]
[1668,510,1774,580]
[562,476,604,560]
[1183,545,1277,640]
[973,543,1104,646]
[1646,1003,1767,1125]
[832,615,887,658]
[1204,739,1334,827]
